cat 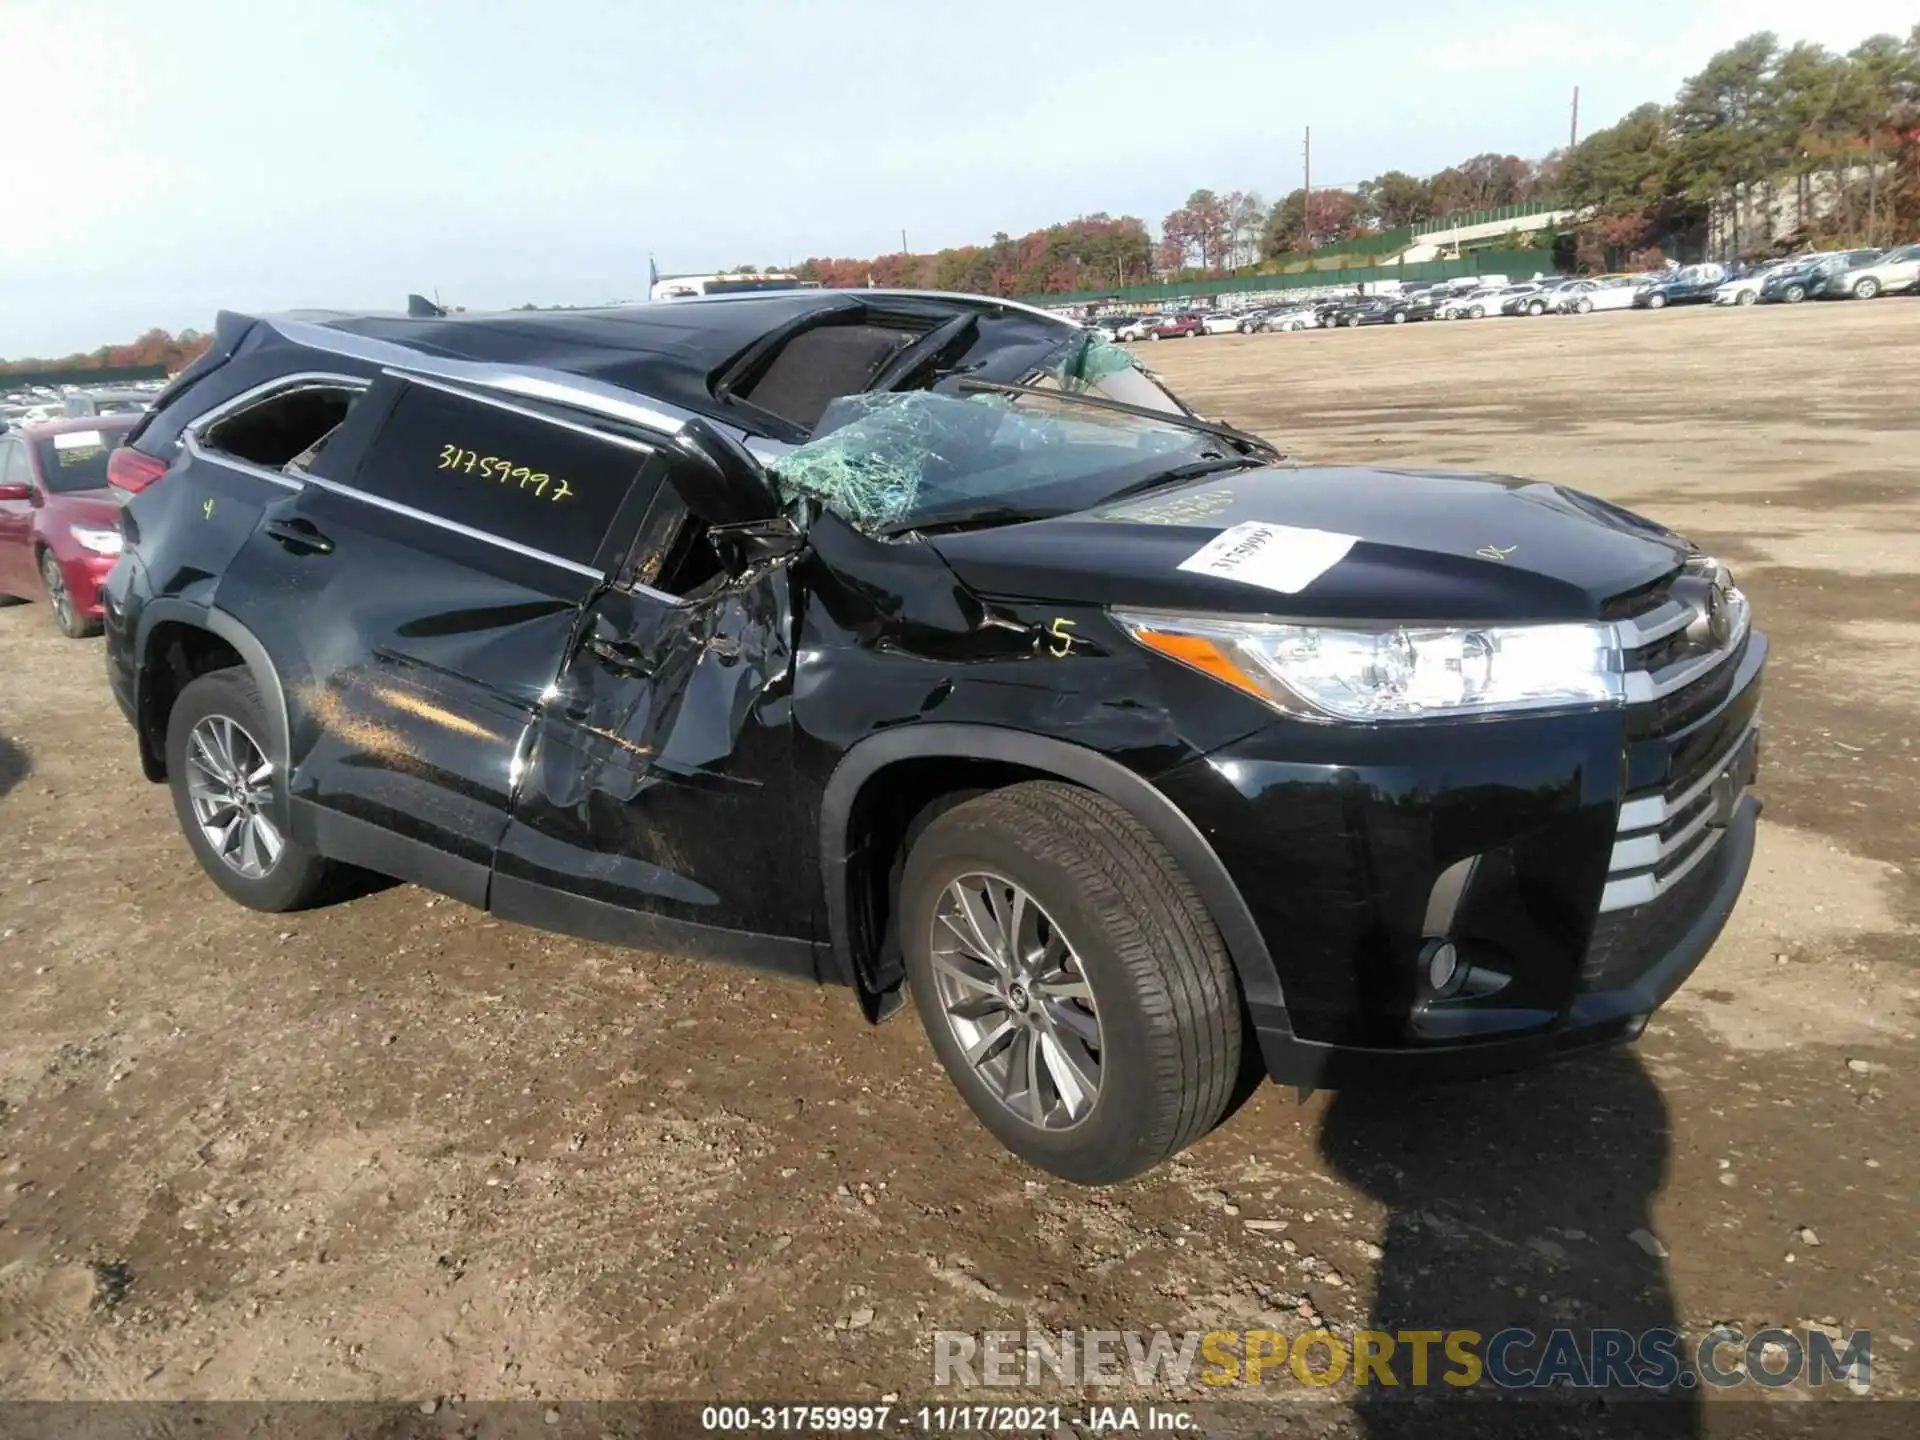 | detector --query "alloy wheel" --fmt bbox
[928,871,1103,1130]
[184,714,284,879]
[39,553,72,633]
